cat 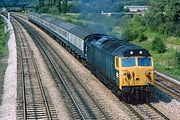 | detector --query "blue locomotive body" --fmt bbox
[85,34,151,85]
